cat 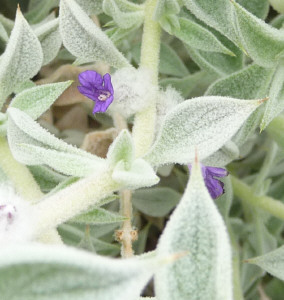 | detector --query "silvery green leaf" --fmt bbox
[183,0,238,44]
[0,9,43,108]
[7,108,106,177]
[145,97,262,166]
[269,0,284,14]
[25,0,58,24]
[13,80,36,94]
[34,18,62,65]
[0,244,160,300]
[246,245,284,281]
[0,22,8,42]
[59,0,130,69]
[232,1,284,68]
[206,64,274,99]
[112,159,159,189]
[133,187,181,217]
[70,207,125,224]
[172,17,235,56]
[107,130,134,166]
[103,0,144,29]
[261,63,284,130]
[0,14,14,34]
[106,24,141,44]
[10,81,72,119]
[237,0,269,19]
[154,0,180,20]
[75,0,104,15]
[185,42,243,77]
[155,161,232,300]
[132,43,189,77]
